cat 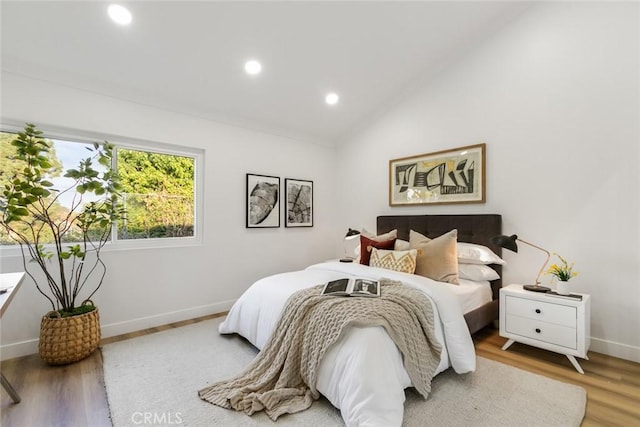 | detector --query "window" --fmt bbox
[117,148,195,240]
[0,127,202,249]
